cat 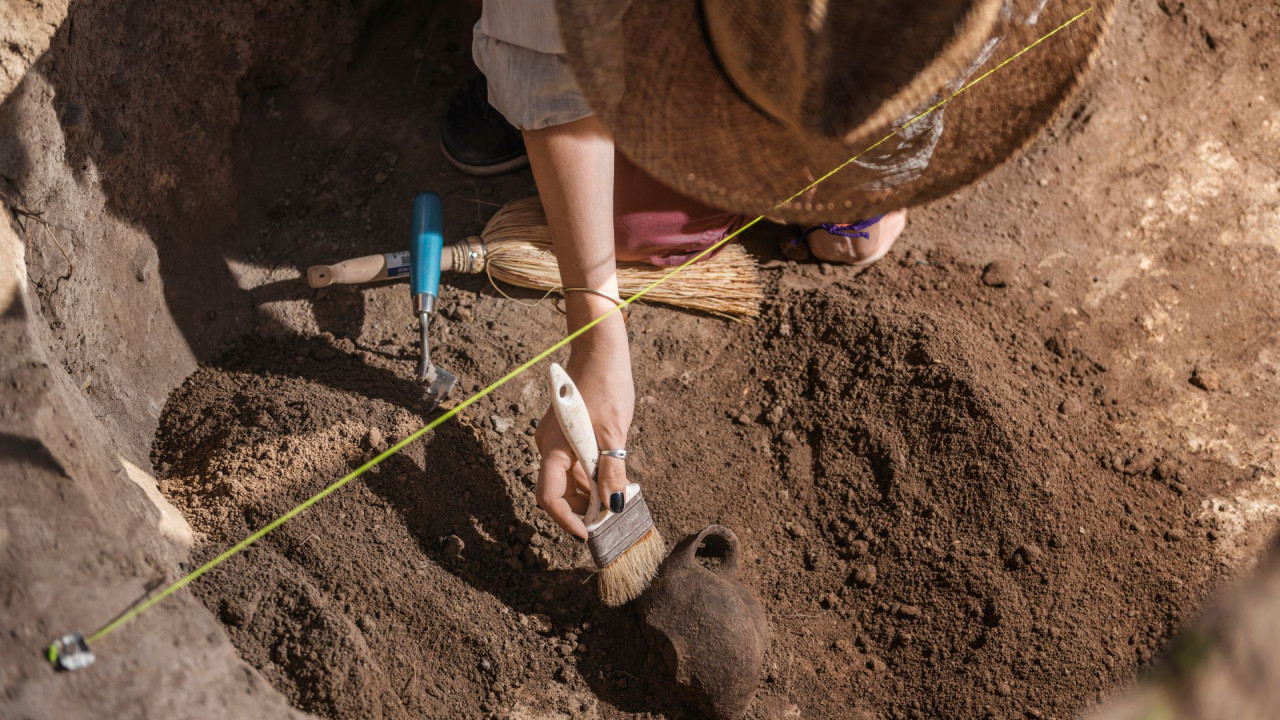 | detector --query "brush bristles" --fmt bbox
[480,197,762,319]
[597,527,665,607]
